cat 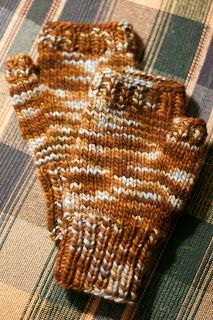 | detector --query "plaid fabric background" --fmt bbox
[0,0,212,319]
